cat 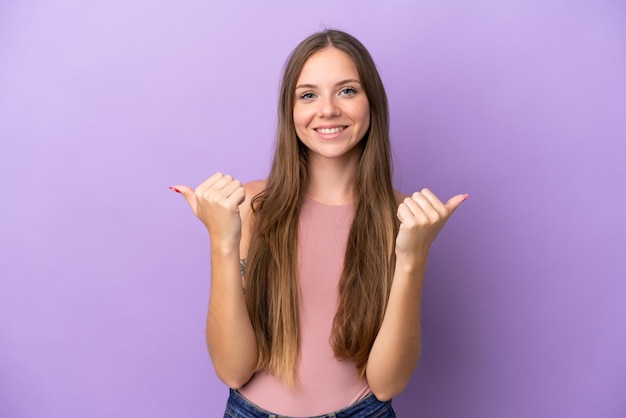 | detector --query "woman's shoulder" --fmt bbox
[240,180,267,214]
[243,179,267,197]
[394,189,409,205]
[240,179,267,220]
[239,179,267,256]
